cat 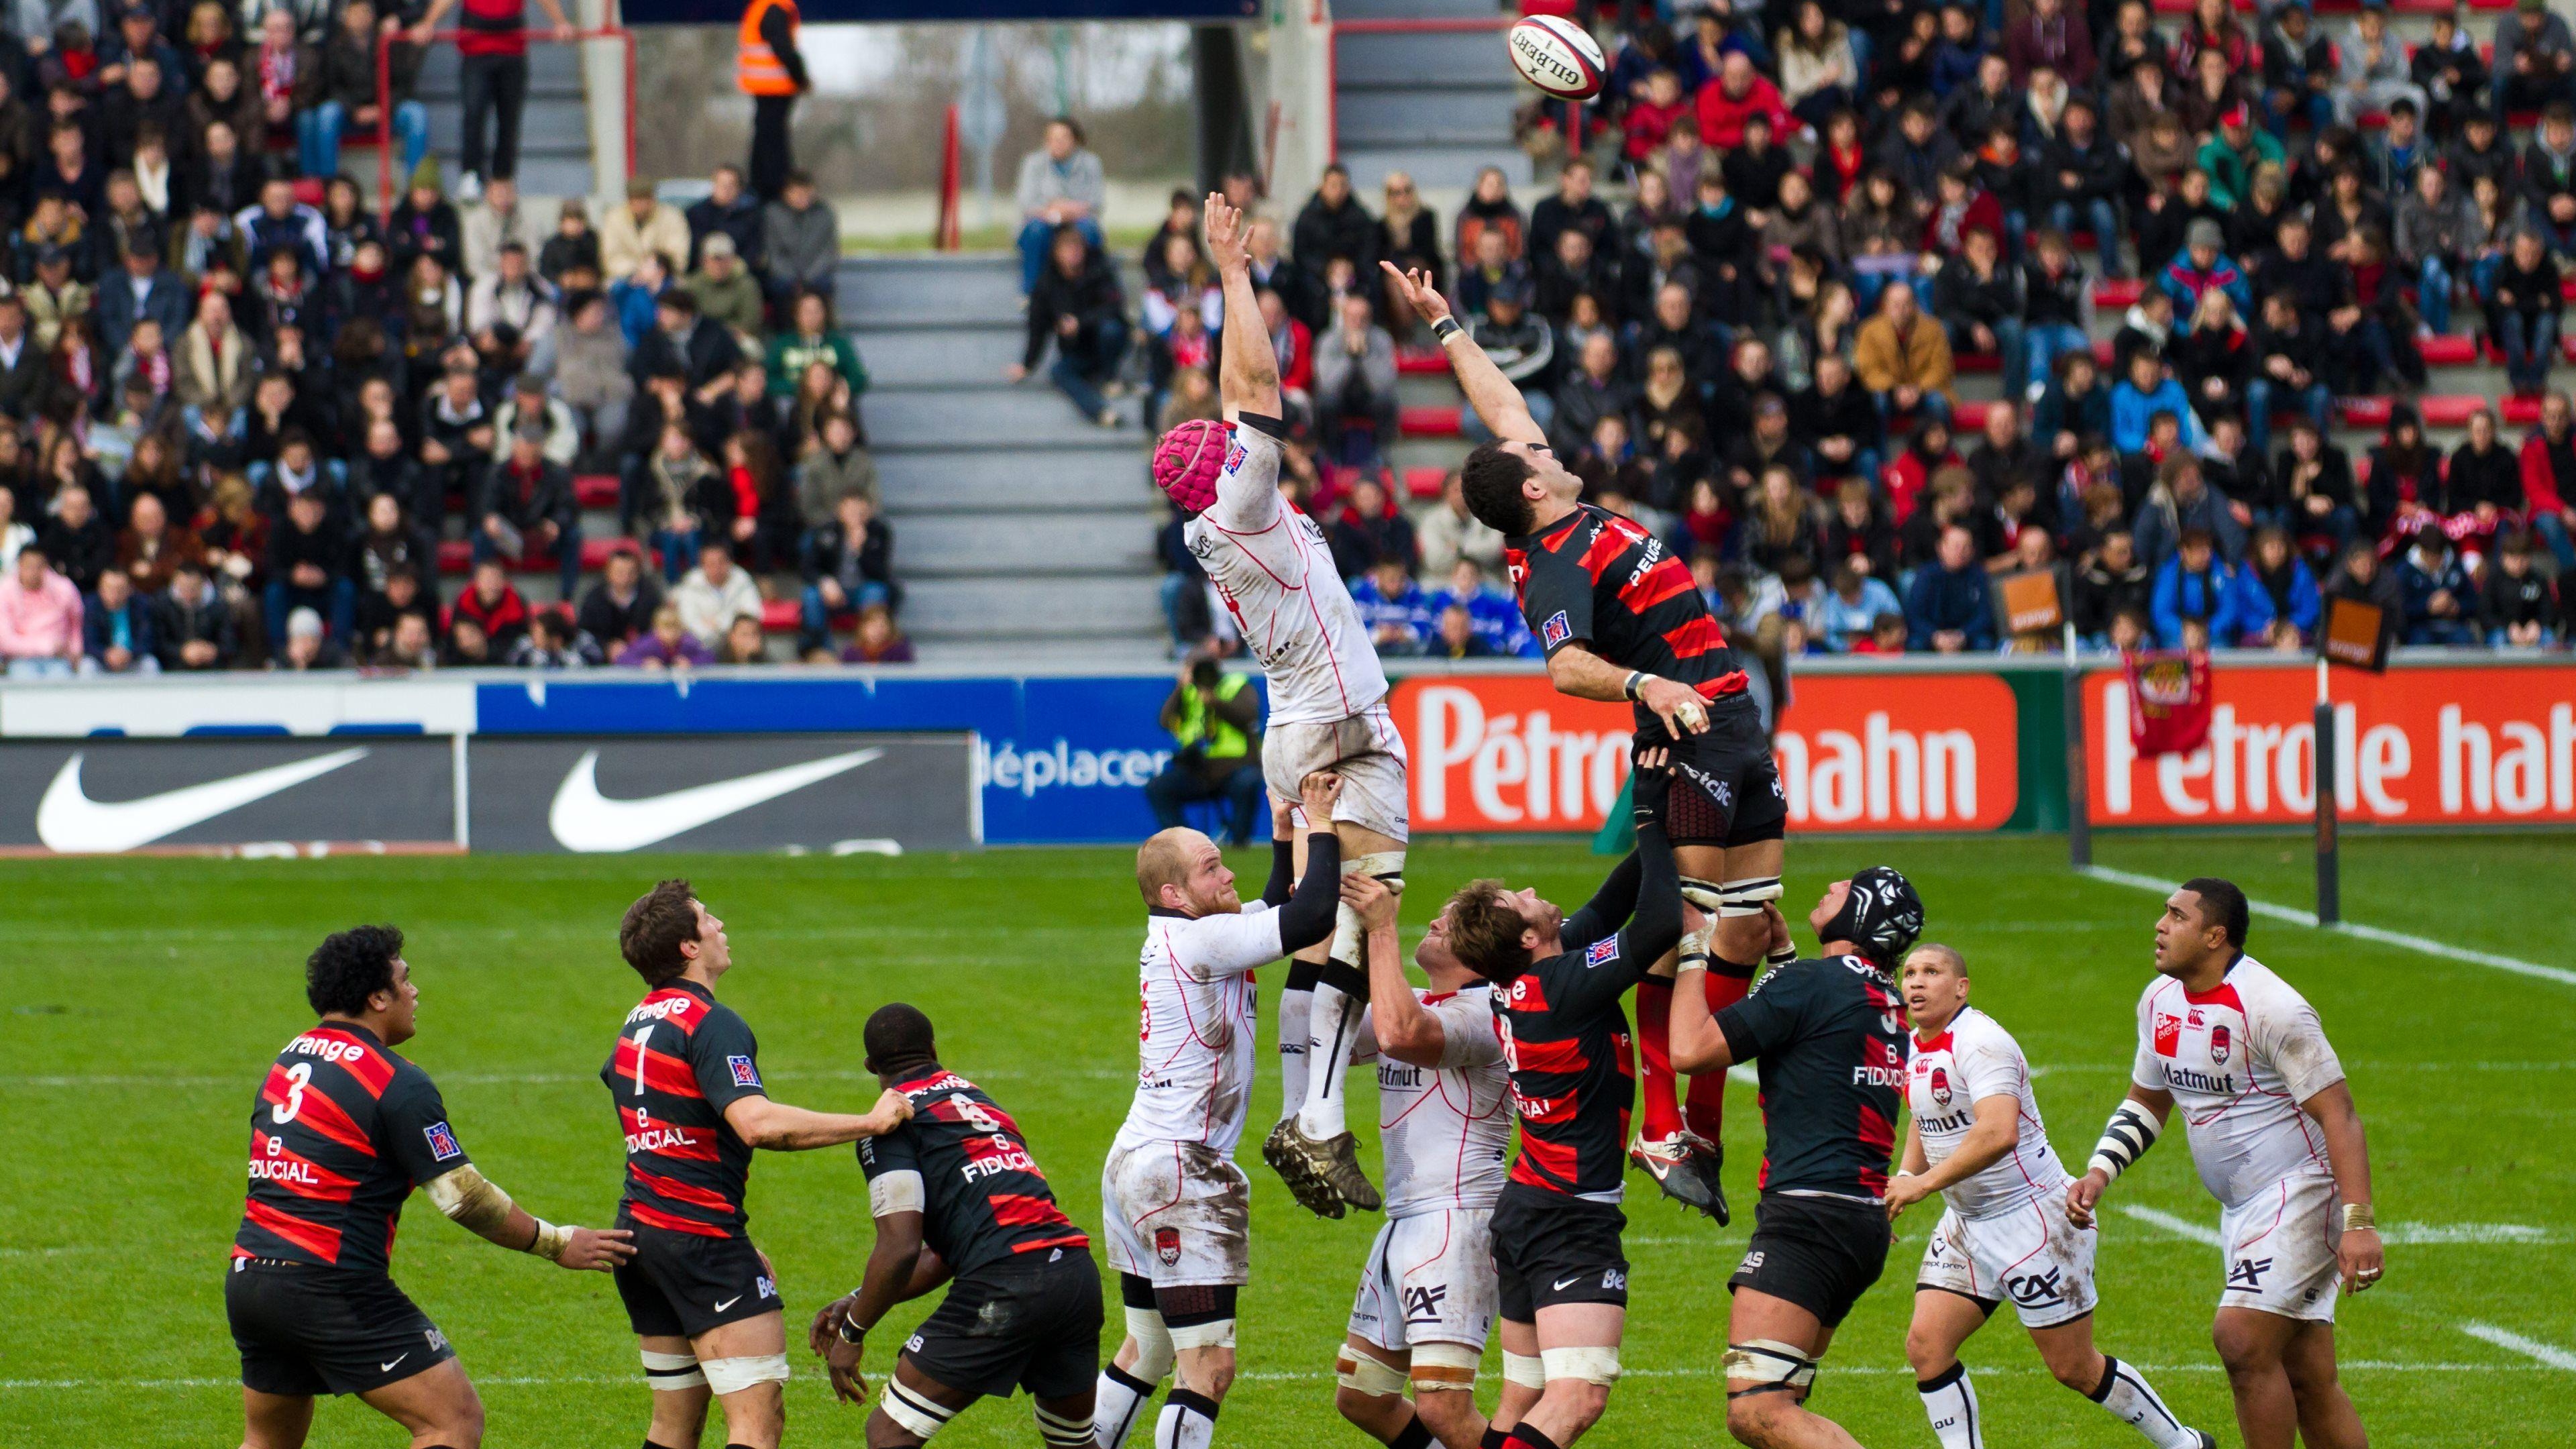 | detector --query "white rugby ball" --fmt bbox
[1507,15,1605,101]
